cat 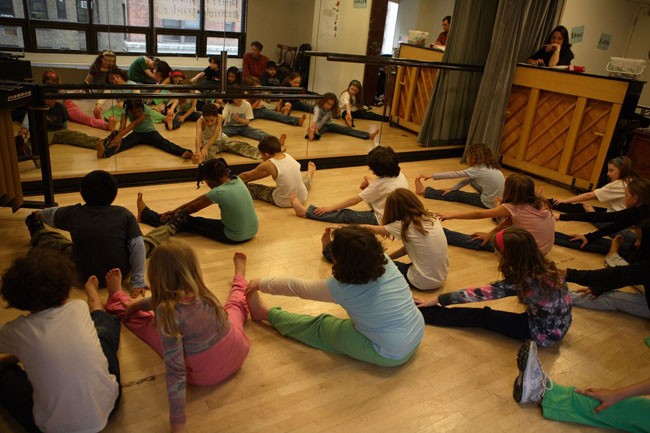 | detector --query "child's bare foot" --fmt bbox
[607,234,624,257]
[415,176,426,195]
[107,116,117,131]
[233,252,247,277]
[136,192,147,222]
[84,276,103,312]
[96,138,105,159]
[321,227,333,250]
[191,154,201,164]
[297,114,306,127]
[247,291,270,322]
[290,193,307,217]
[582,203,595,212]
[181,151,193,159]
[307,127,315,142]
[345,116,354,128]
[307,161,316,179]
[105,268,123,296]
[281,104,291,116]
[279,133,287,148]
